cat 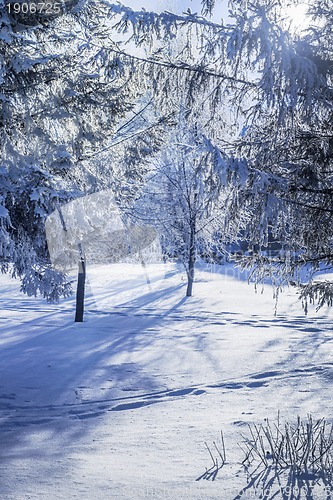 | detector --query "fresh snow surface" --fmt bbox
[1,261,333,499]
